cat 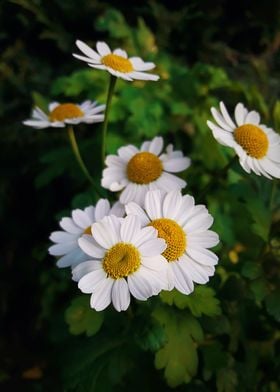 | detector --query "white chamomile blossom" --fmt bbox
[101,136,191,206]
[49,199,124,271]
[73,40,159,82]
[126,190,220,295]
[74,215,168,312]
[23,100,105,129]
[207,101,280,179]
